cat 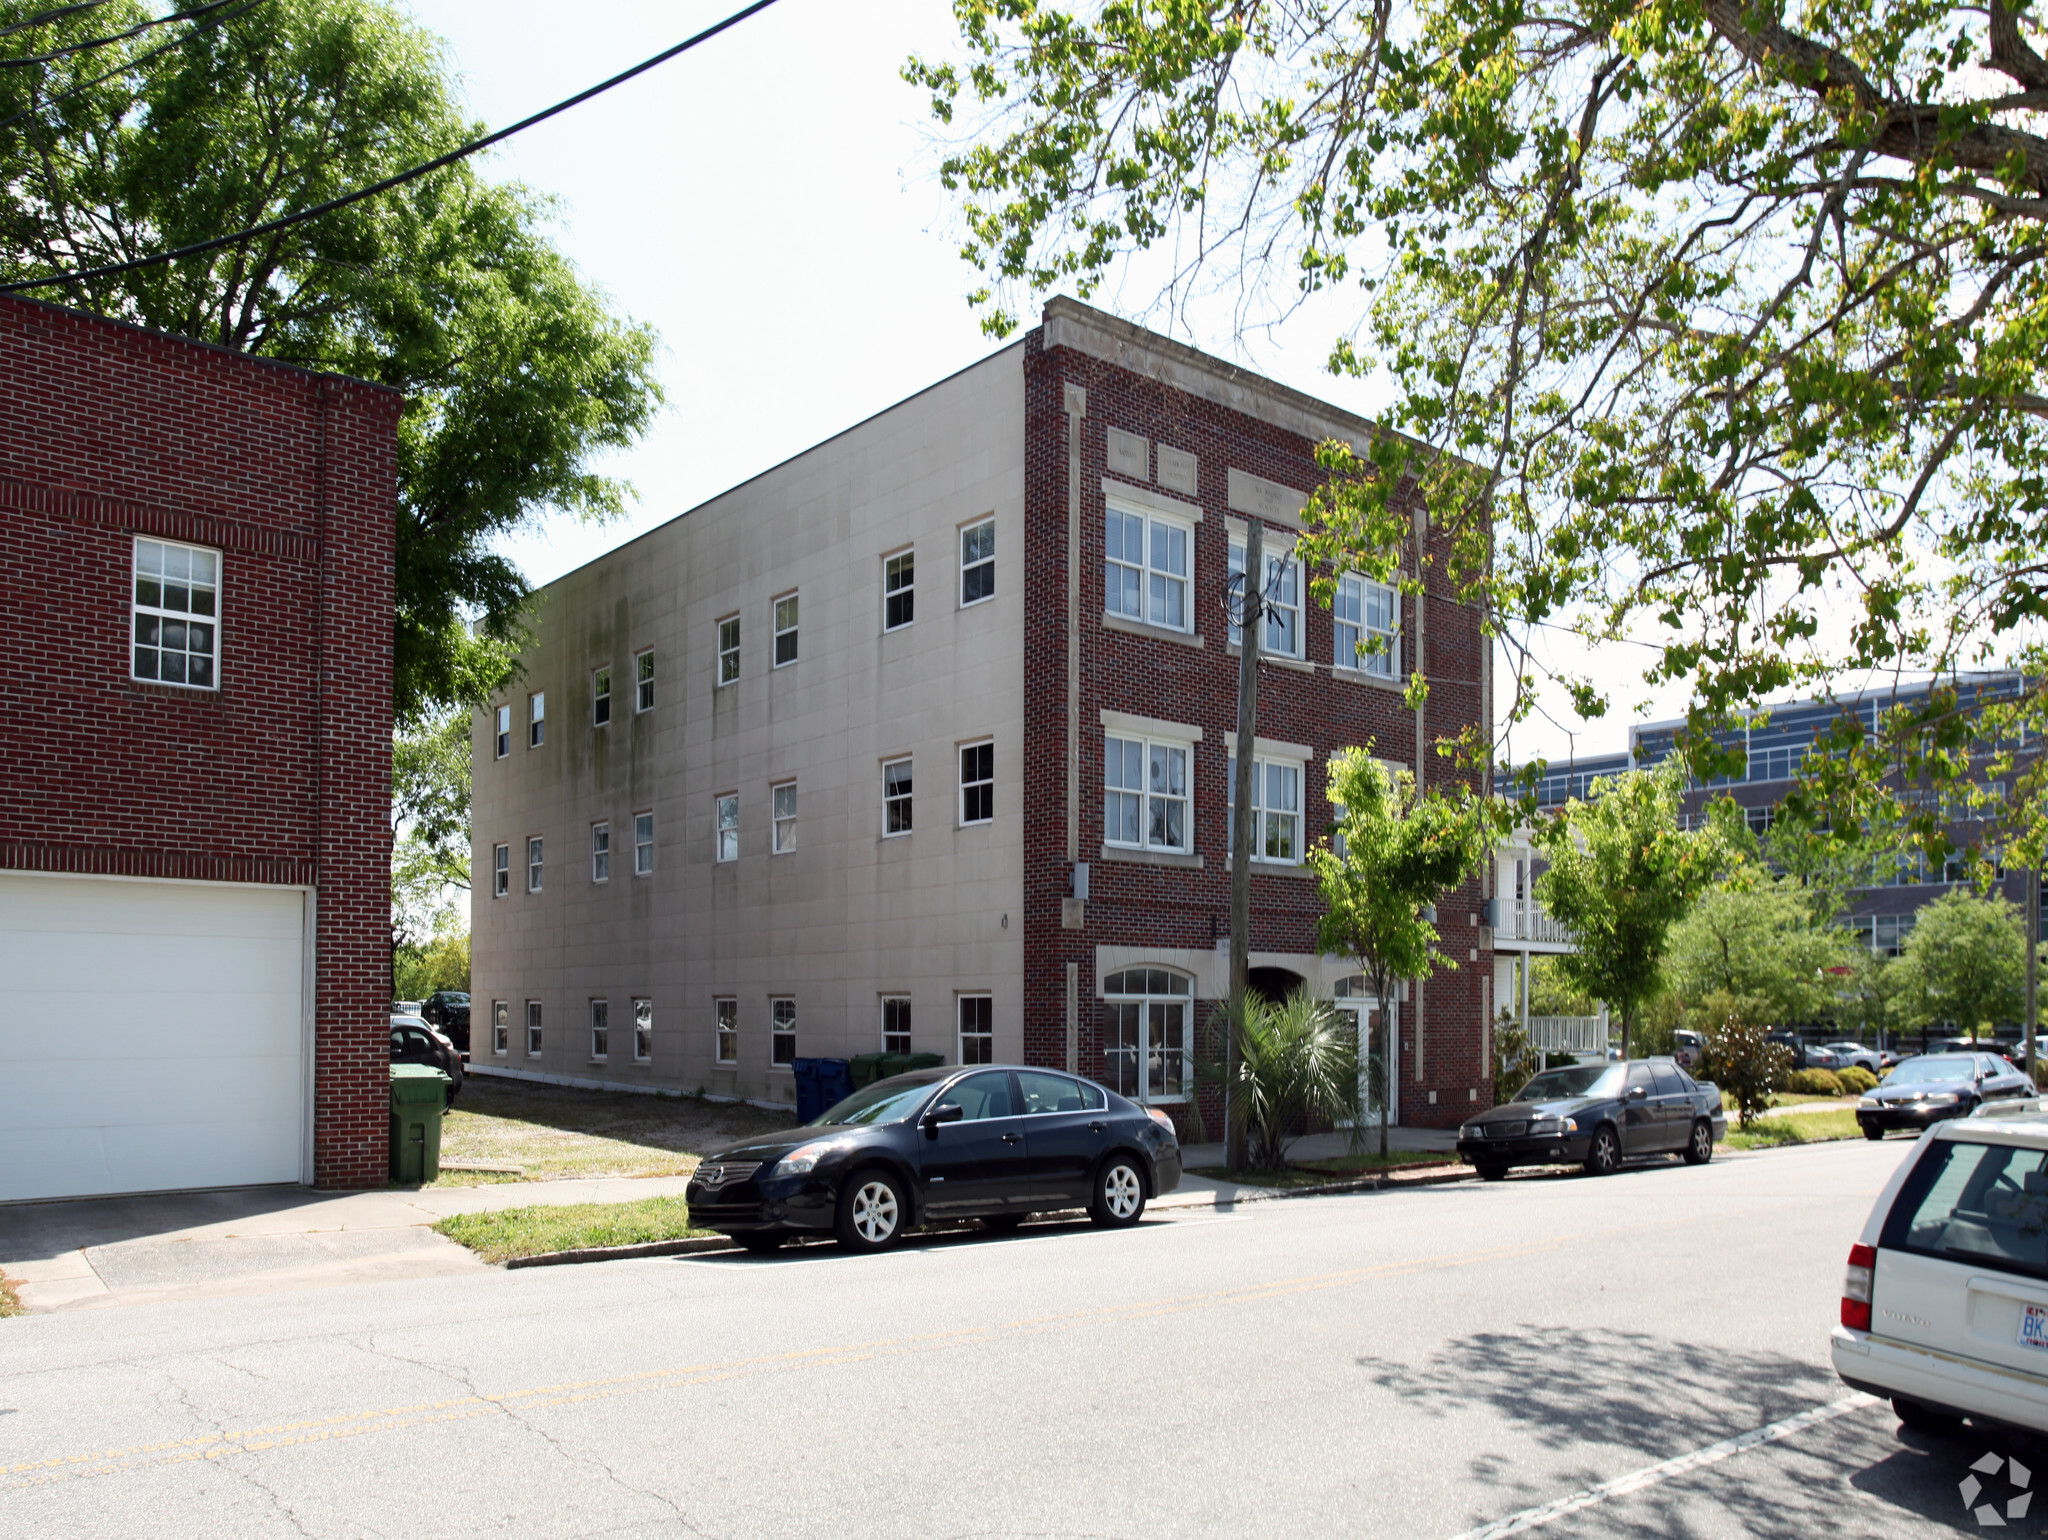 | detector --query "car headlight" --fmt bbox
[777,1140,847,1174]
[1858,1096,1879,1109]
[1527,1117,1574,1136]
[1923,1093,1960,1106]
